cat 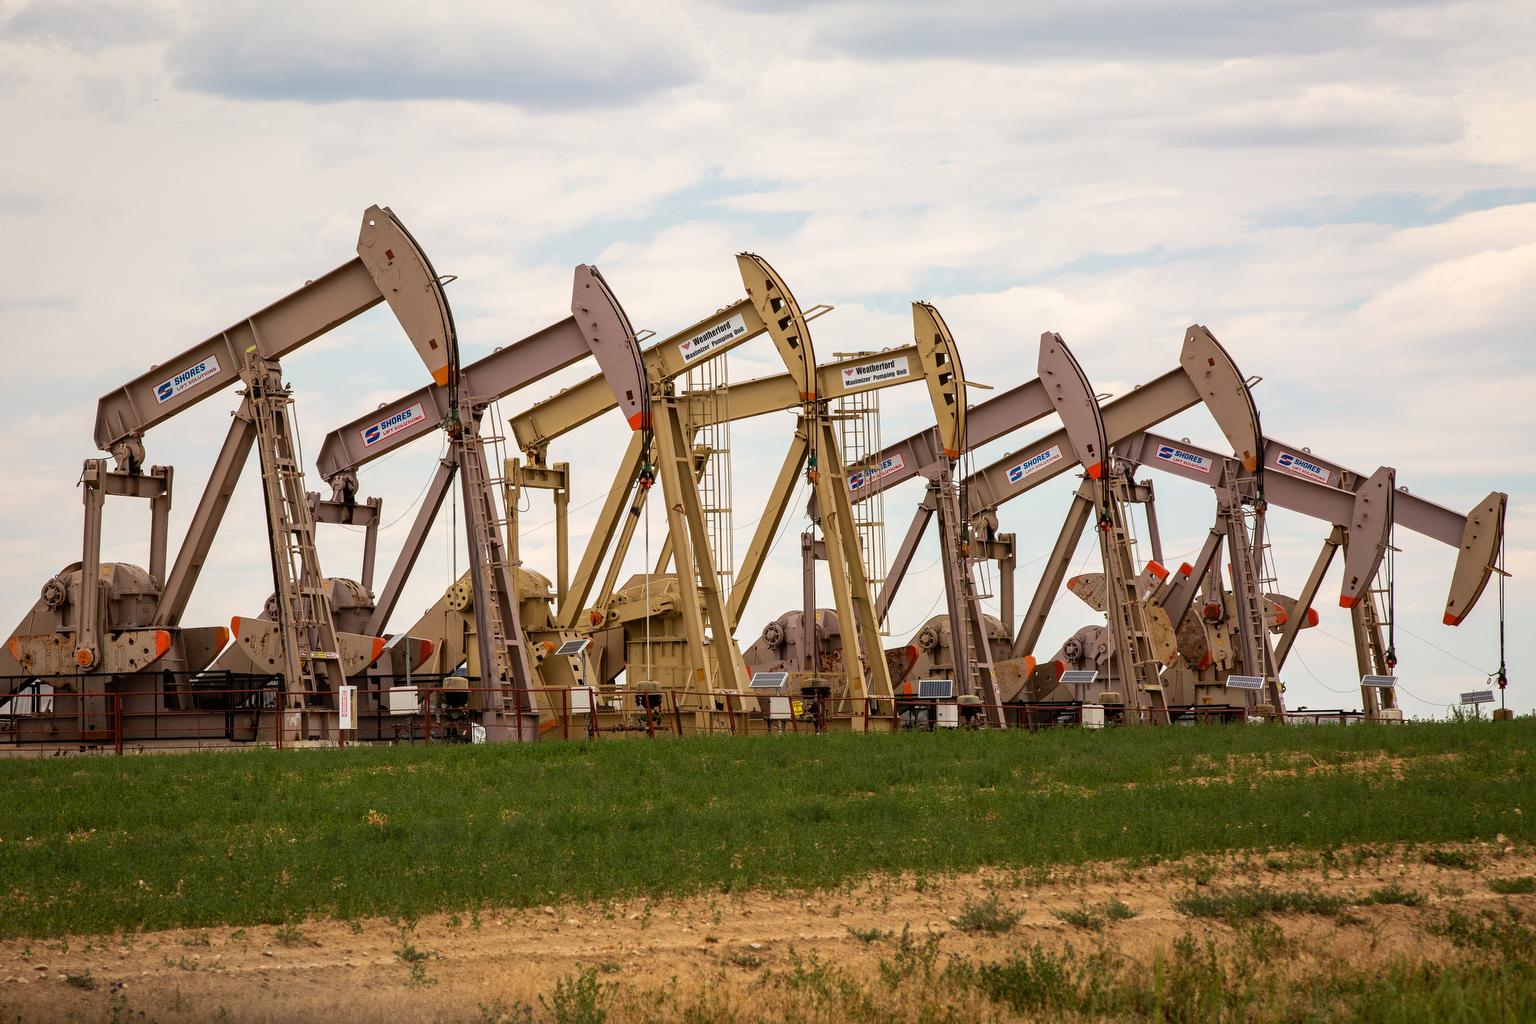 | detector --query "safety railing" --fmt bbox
[0,673,1354,756]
